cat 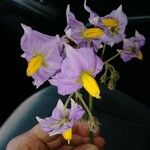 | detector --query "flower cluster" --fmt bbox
[20,0,145,144]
